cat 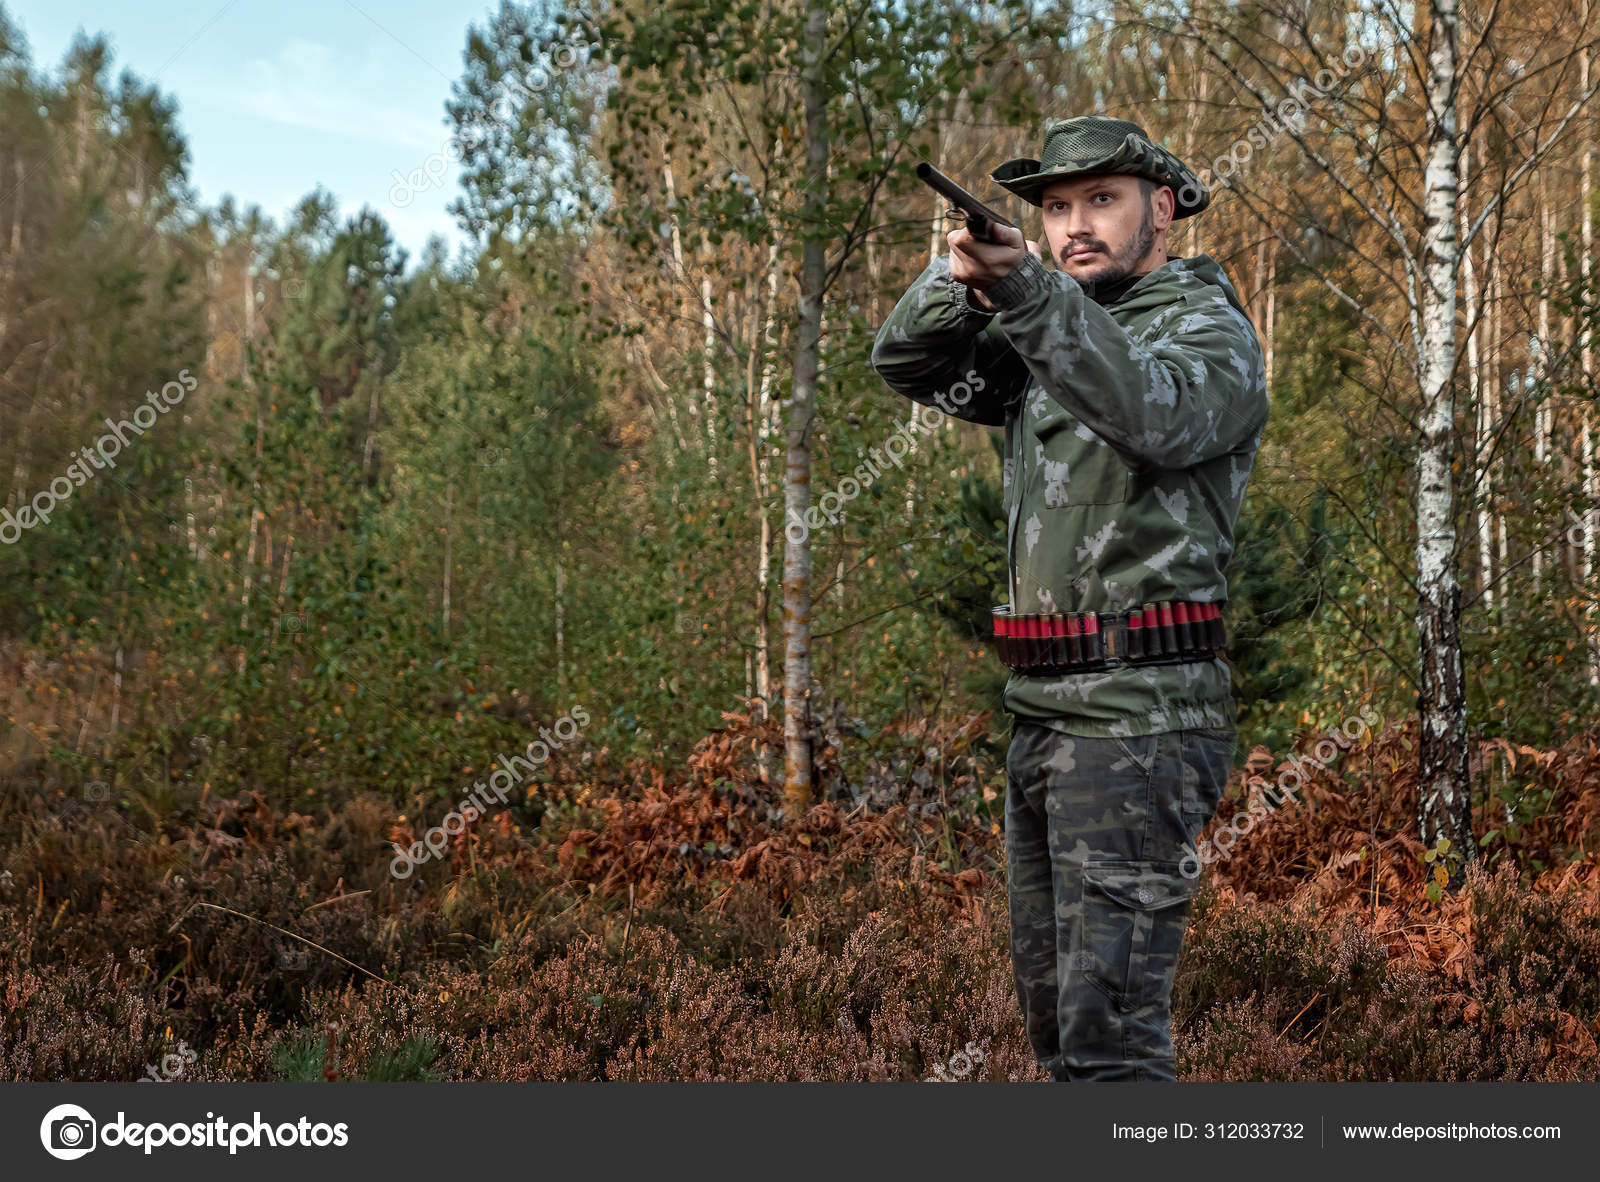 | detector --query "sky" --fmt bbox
[6,0,503,270]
